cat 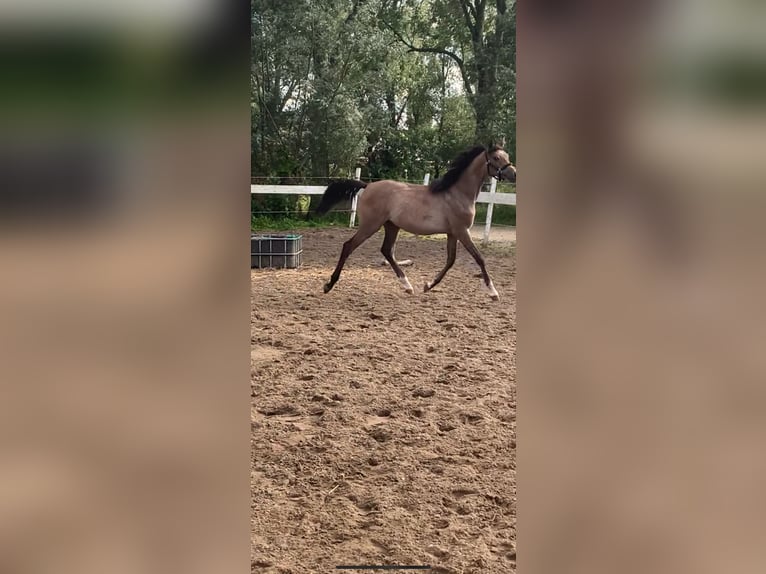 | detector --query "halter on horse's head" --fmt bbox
[485,147,516,183]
